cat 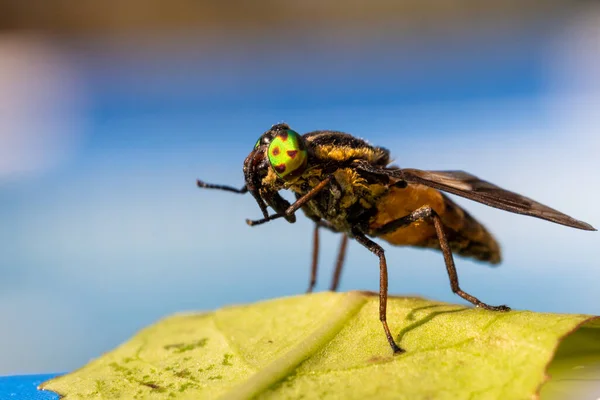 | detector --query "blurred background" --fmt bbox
[0,0,598,375]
